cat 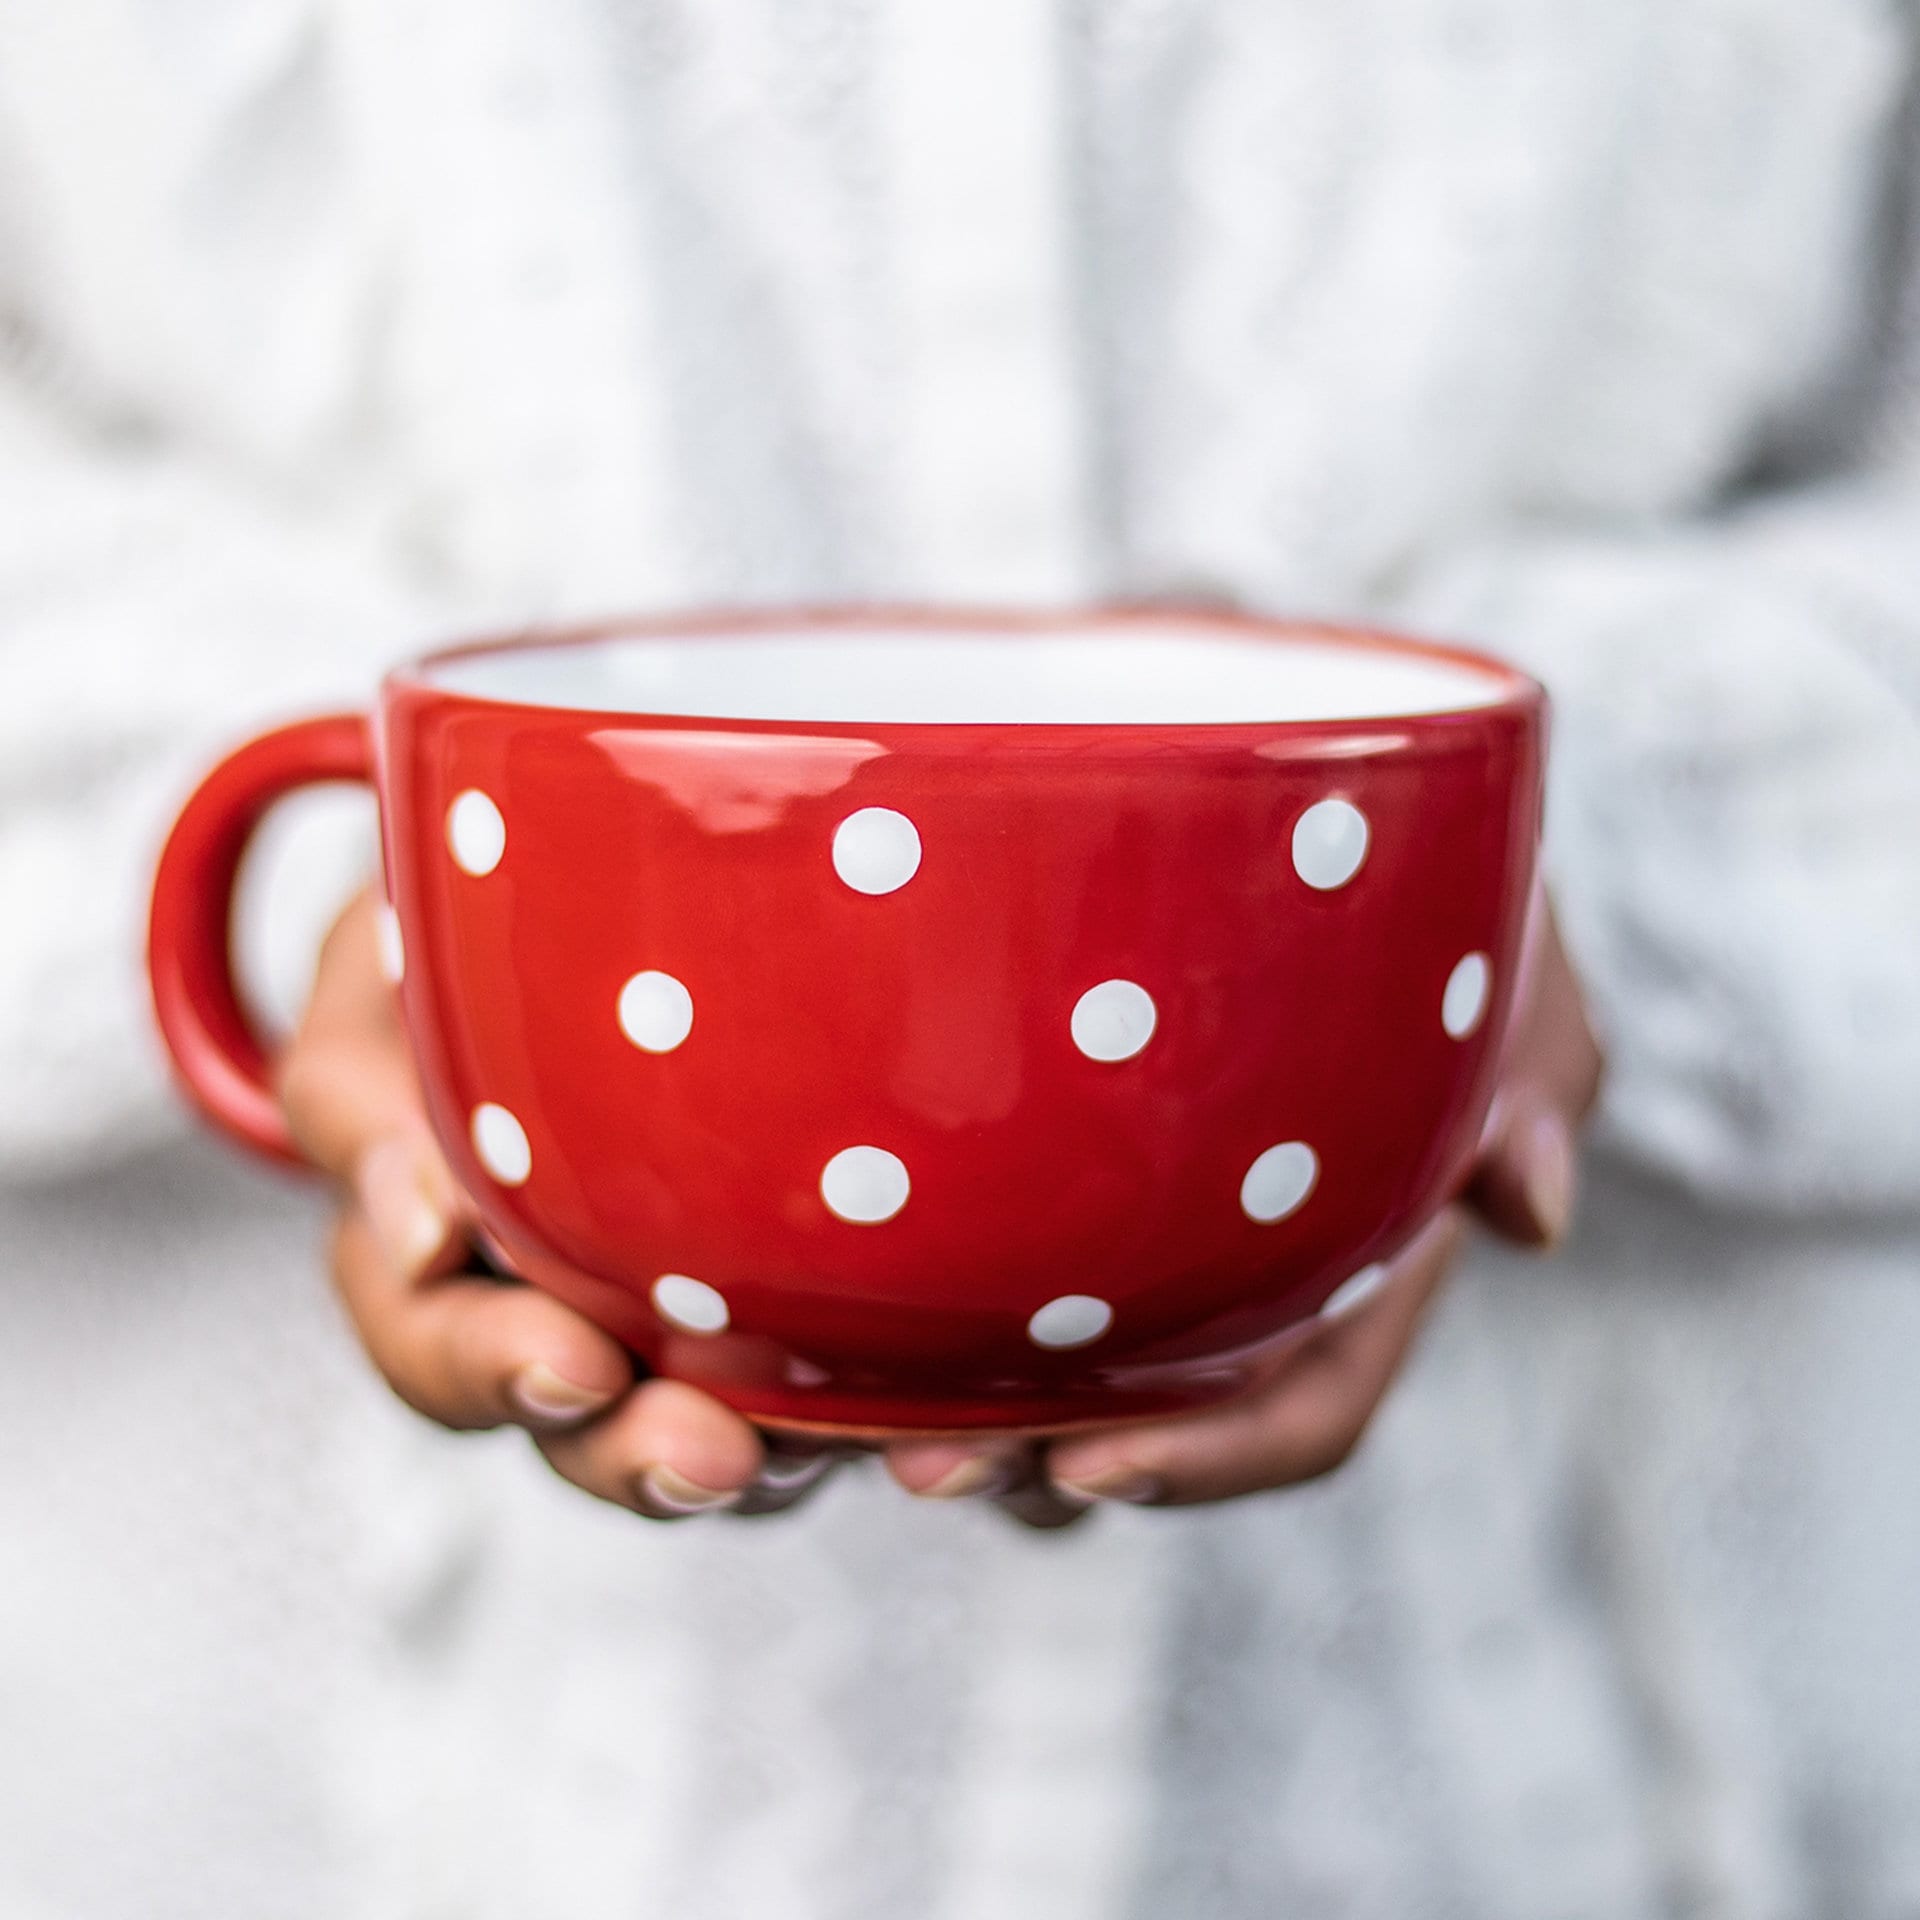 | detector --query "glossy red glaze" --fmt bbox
[150,607,1543,1435]
[148,712,373,1167]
